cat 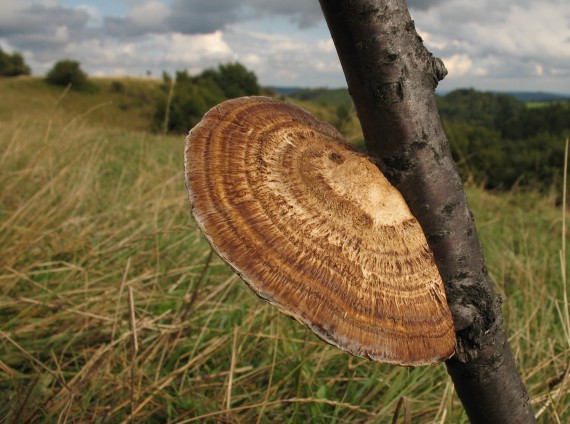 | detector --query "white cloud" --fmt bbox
[127,0,169,28]
[472,4,570,62]
[0,0,568,91]
[241,53,262,67]
[417,30,448,50]
[317,39,335,53]
[52,30,235,77]
[443,54,472,77]
[0,0,25,19]
[38,0,58,7]
[474,67,488,76]
[414,0,570,91]
[551,67,570,76]
[223,25,343,86]
[163,31,234,64]
[74,4,103,28]
[54,26,69,42]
